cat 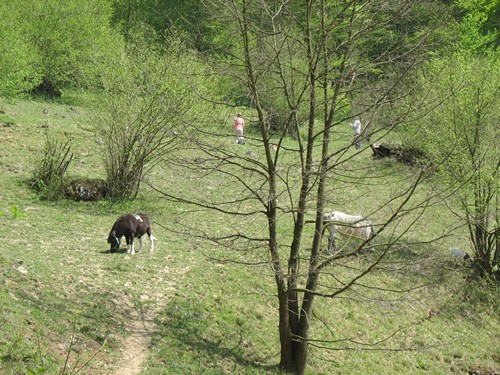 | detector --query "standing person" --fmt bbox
[233,112,245,144]
[350,116,362,150]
